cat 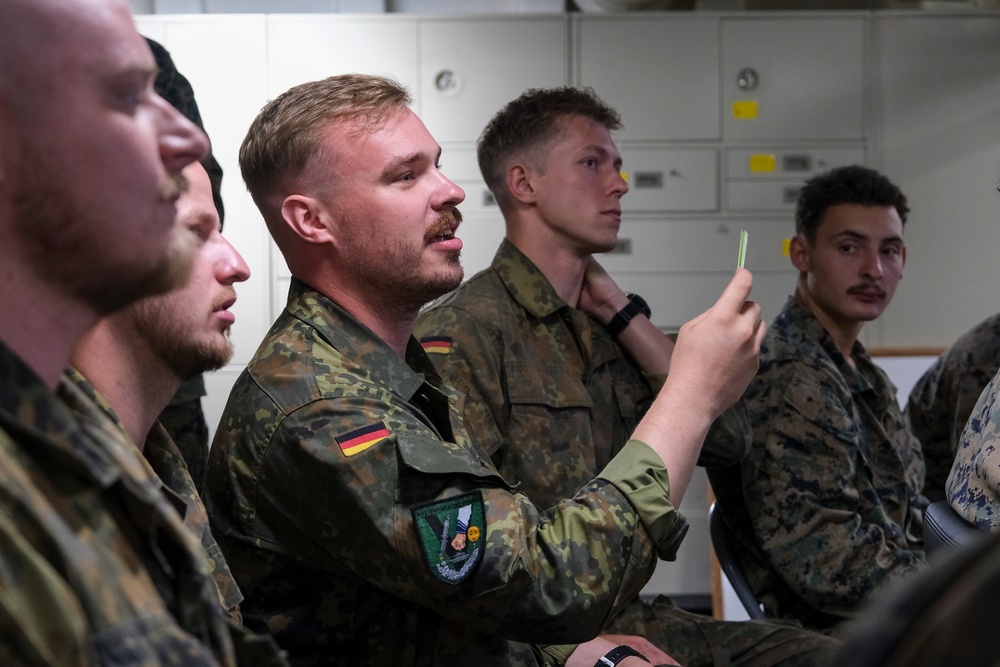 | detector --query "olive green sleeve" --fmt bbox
[598,439,689,561]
